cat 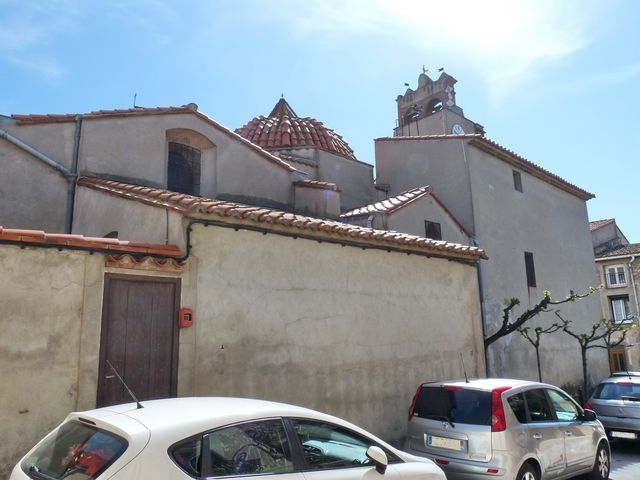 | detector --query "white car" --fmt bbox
[12,397,445,480]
